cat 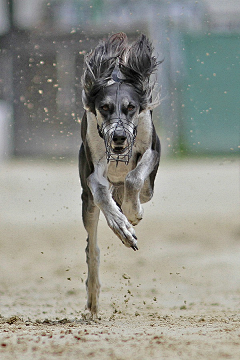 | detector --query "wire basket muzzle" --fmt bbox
[99,118,137,165]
